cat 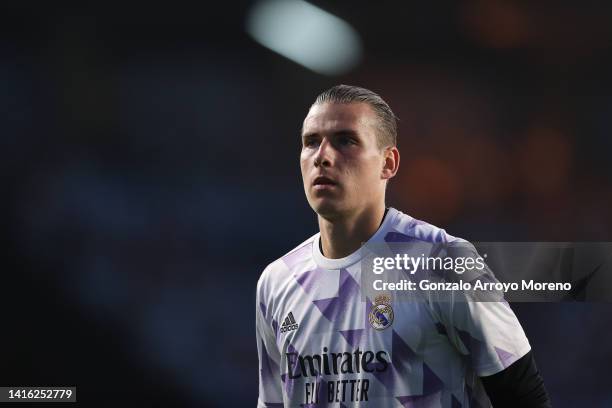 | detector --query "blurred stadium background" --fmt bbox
[2,1,612,406]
